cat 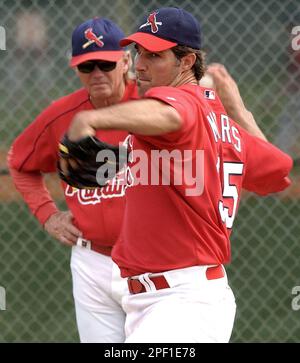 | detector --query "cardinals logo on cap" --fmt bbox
[83,28,104,49]
[139,11,162,33]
